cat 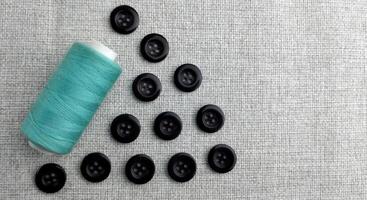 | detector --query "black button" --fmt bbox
[154,112,182,140]
[196,104,225,133]
[167,153,196,182]
[140,33,169,62]
[110,114,140,143]
[174,64,202,92]
[208,144,236,173]
[35,163,66,193]
[110,5,139,34]
[80,152,111,183]
[125,154,155,184]
[132,73,162,101]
